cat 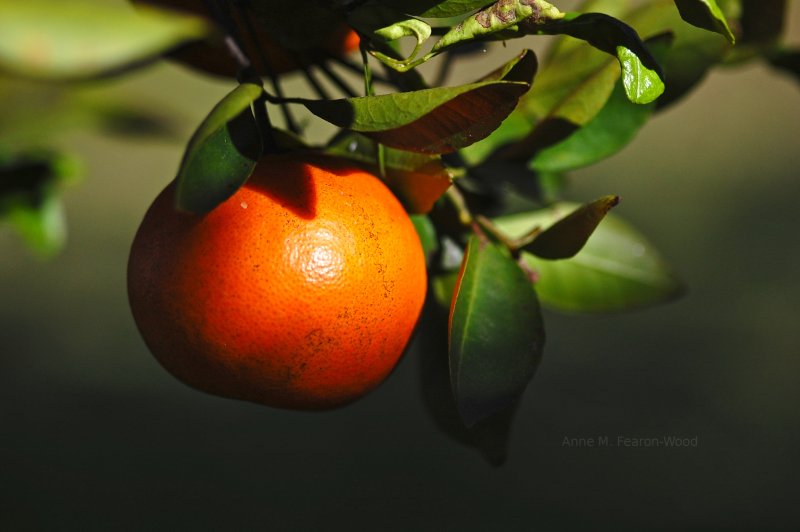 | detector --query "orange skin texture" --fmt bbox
[133,0,360,76]
[127,155,427,409]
